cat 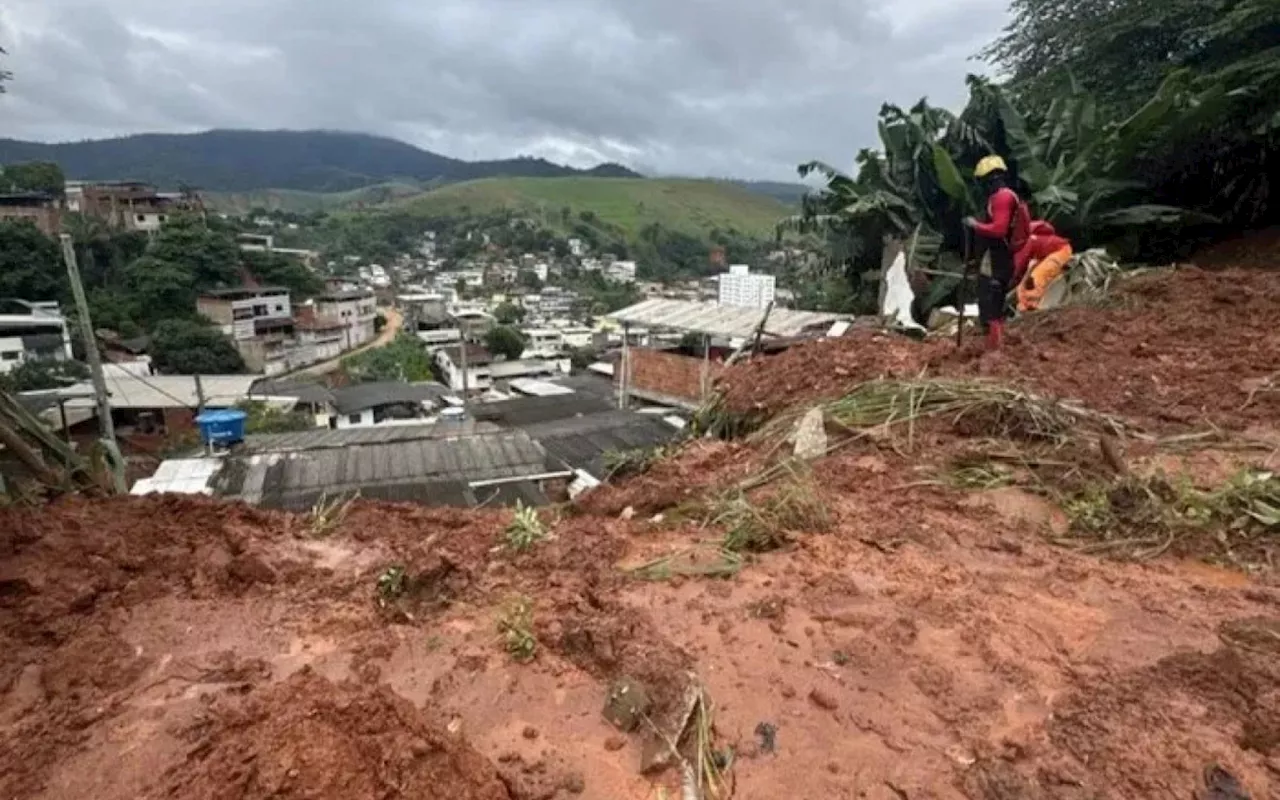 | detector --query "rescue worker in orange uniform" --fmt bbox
[1015,220,1073,312]
[964,155,1030,350]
